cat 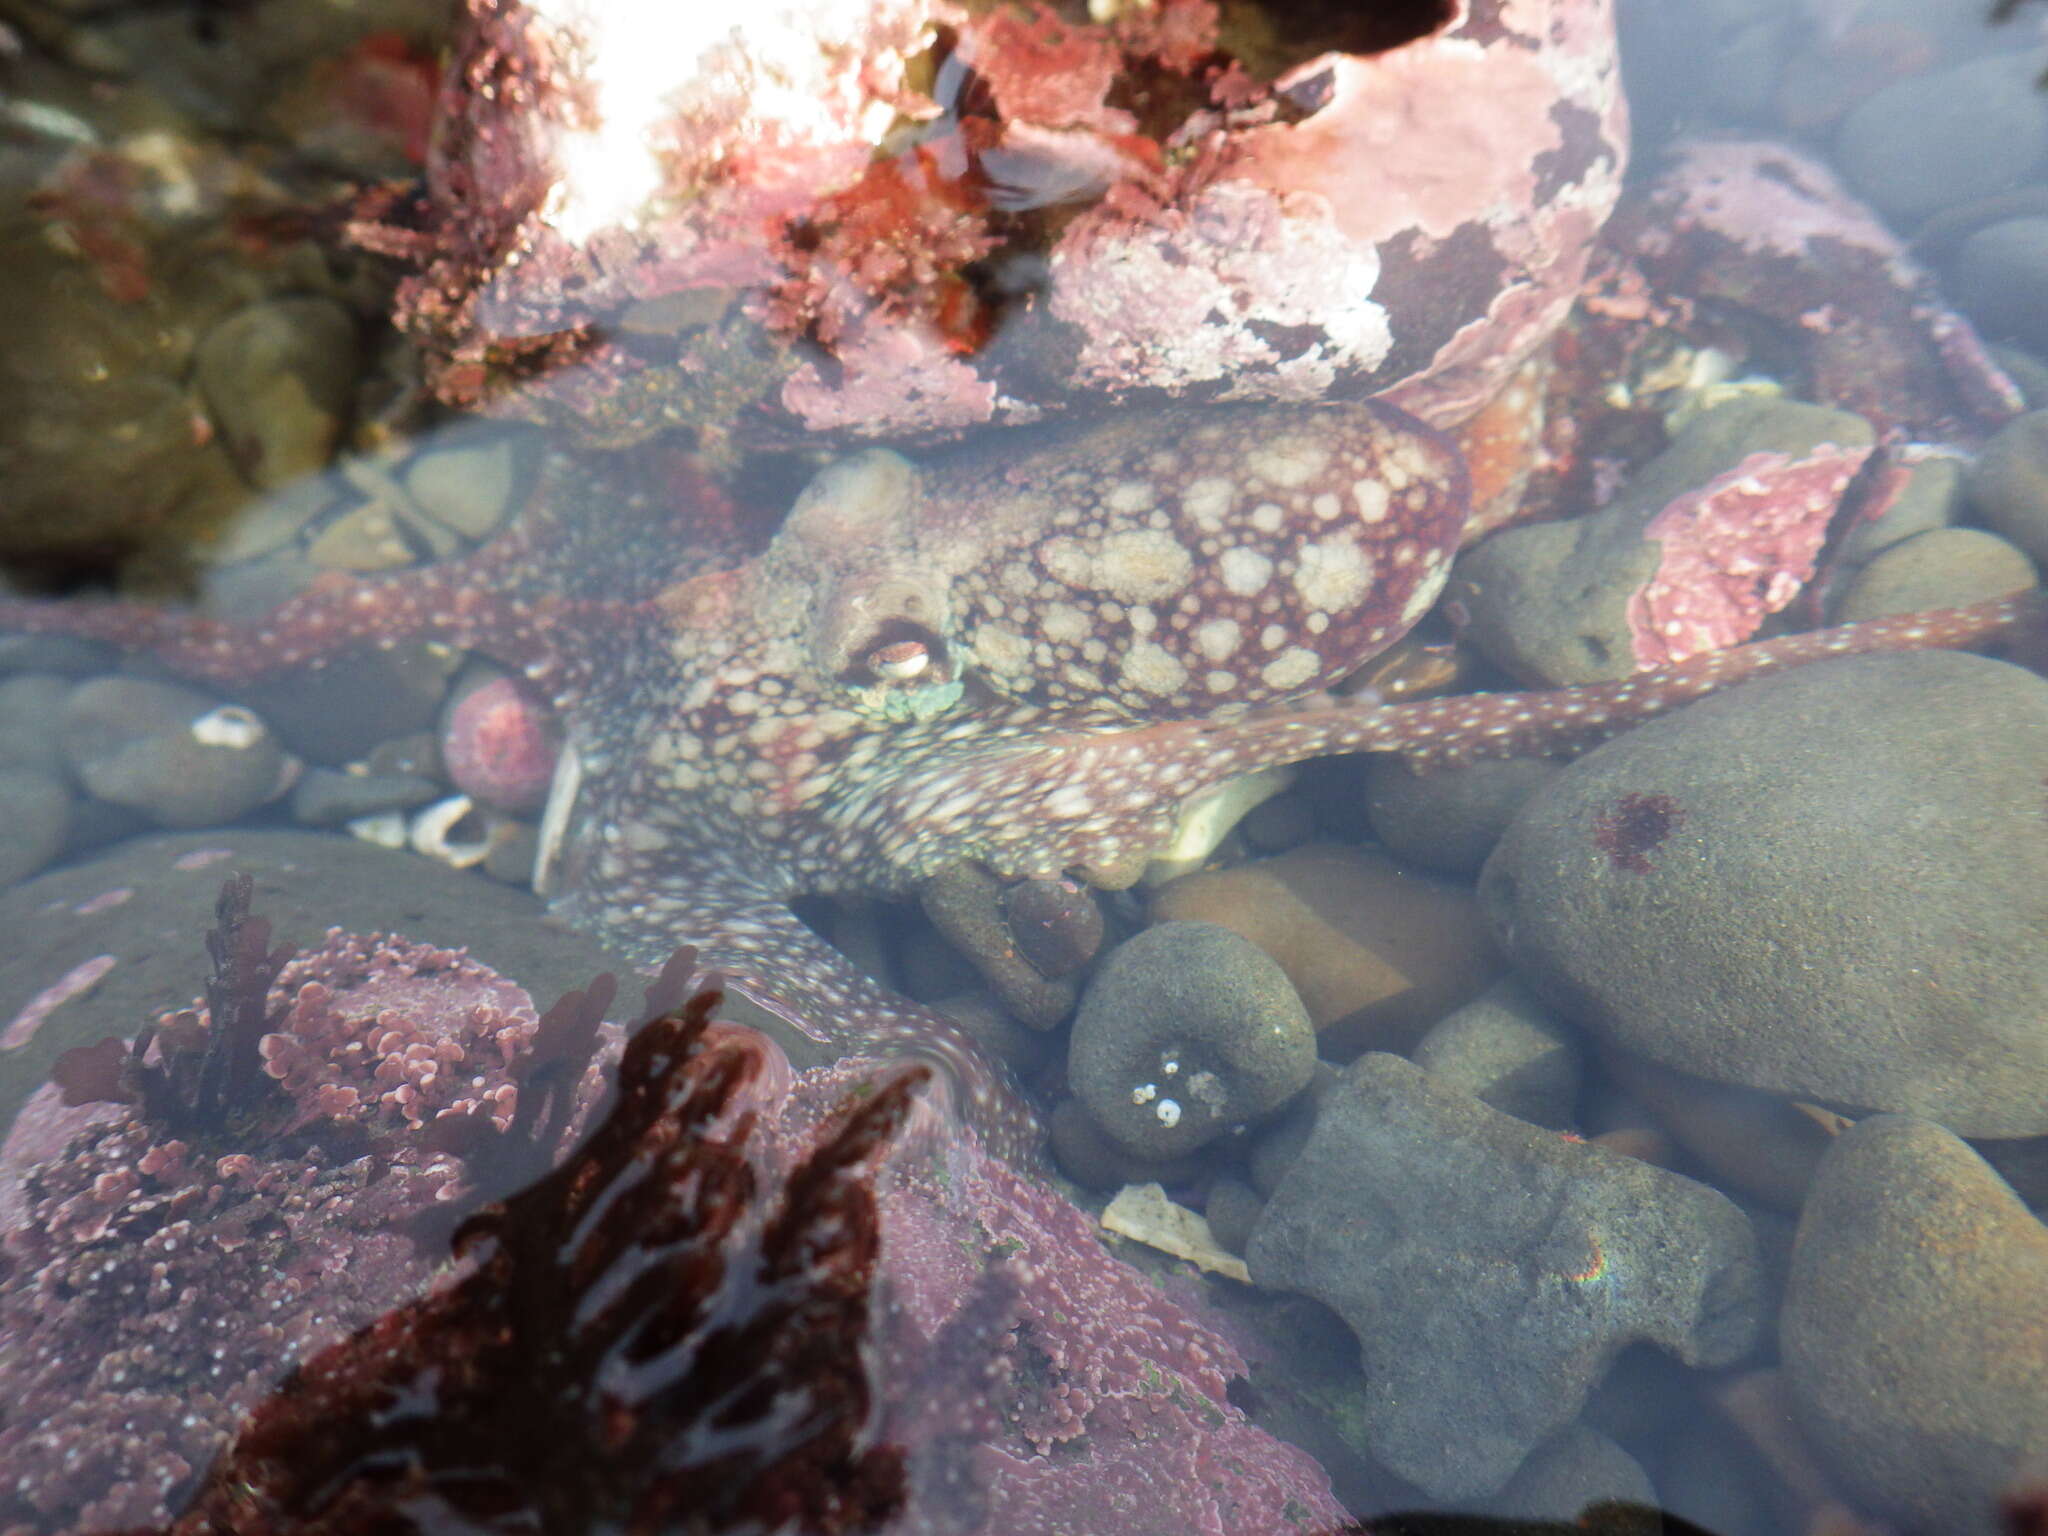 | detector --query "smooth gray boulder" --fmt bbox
[1481,651,2048,1136]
